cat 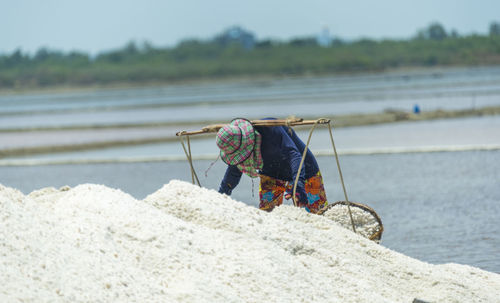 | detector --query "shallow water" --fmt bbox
[1,66,500,129]
[5,115,499,163]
